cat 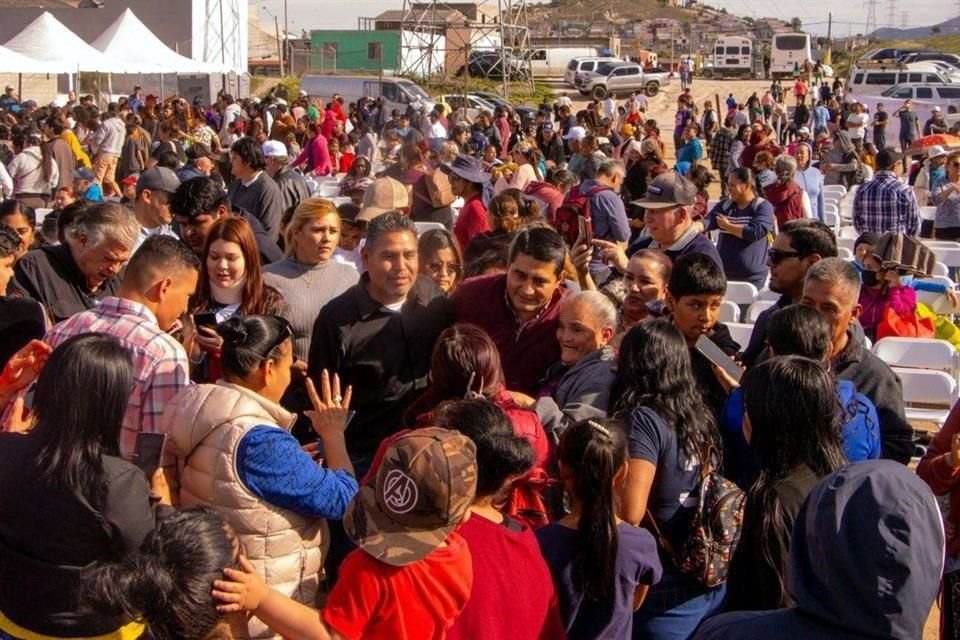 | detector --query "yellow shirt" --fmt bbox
[61,130,91,168]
